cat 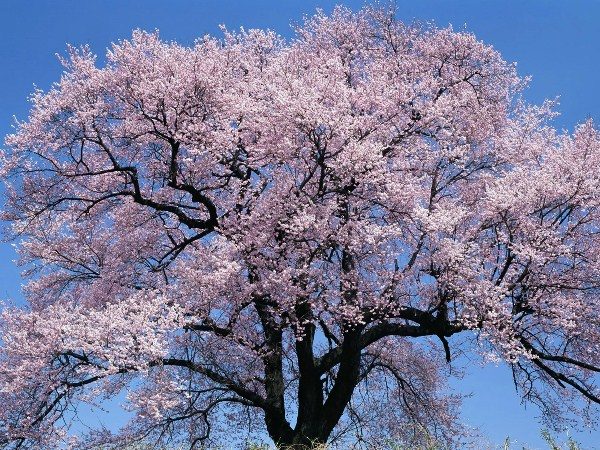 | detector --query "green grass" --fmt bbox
[90,430,586,450]
[243,430,586,449]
